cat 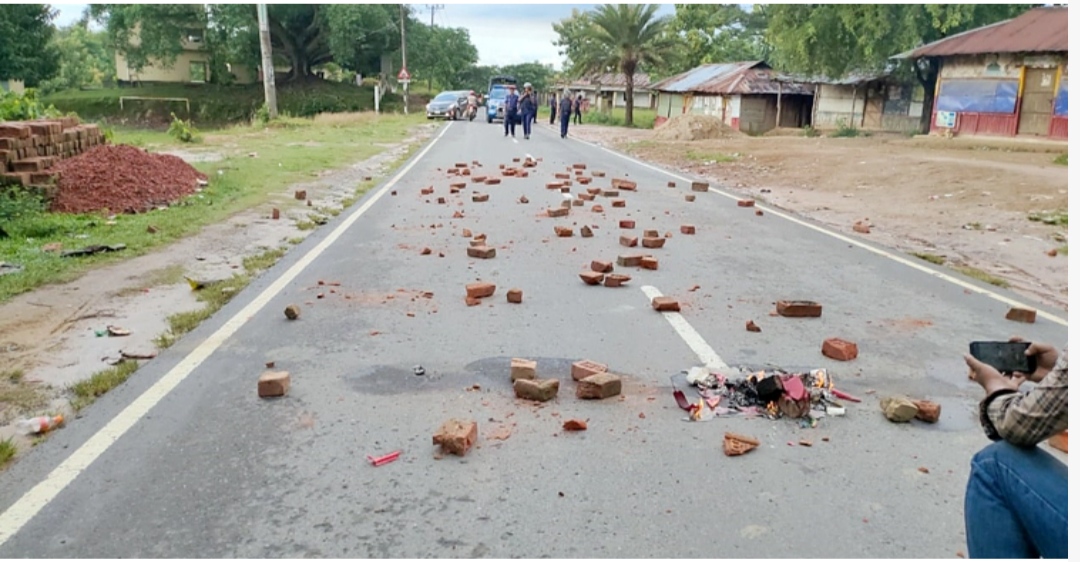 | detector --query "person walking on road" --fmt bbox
[548,92,557,125]
[519,83,537,140]
[962,339,1067,559]
[503,86,520,137]
[573,94,583,124]
[558,89,573,139]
